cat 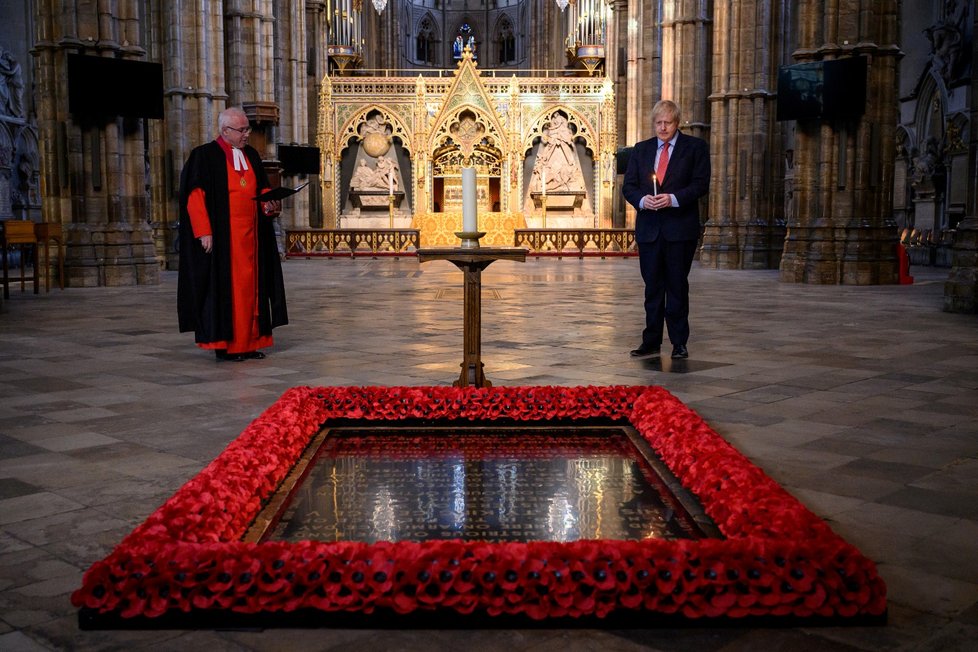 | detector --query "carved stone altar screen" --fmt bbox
[317,51,618,245]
